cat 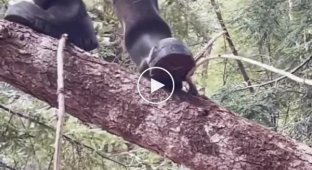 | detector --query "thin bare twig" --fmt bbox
[53,34,67,170]
[195,31,226,62]
[235,55,312,90]
[221,54,312,86]
[187,32,226,80]
[196,54,312,86]
[185,32,225,95]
